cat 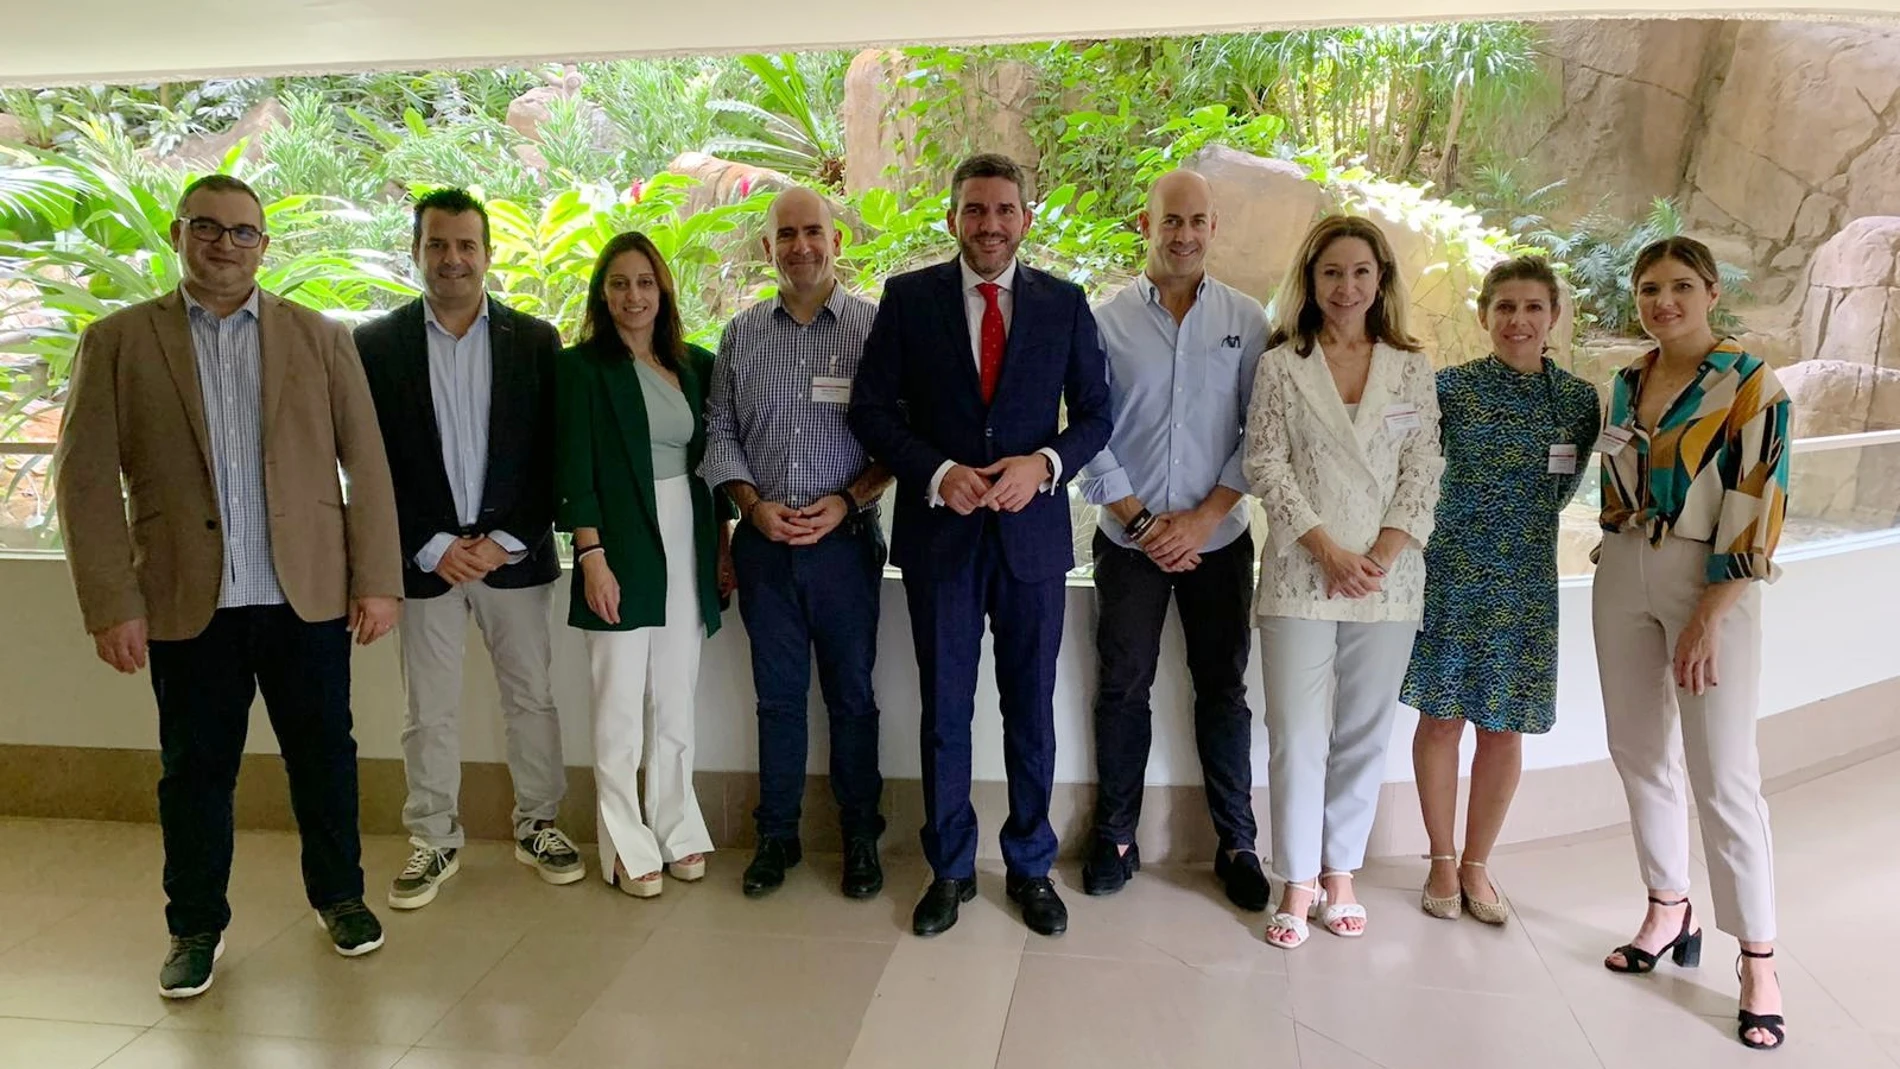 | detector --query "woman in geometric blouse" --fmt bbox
[1404,256,1599,927]
[1593,236,1791,1052]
